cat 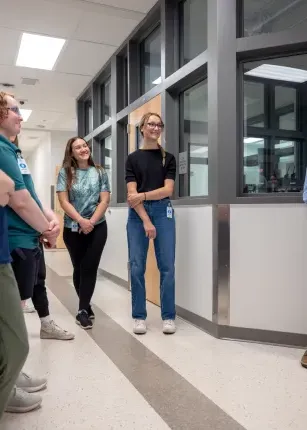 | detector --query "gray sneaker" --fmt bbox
[40,320,75,340]
[16,372,47,393]
[5,387,42,413]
